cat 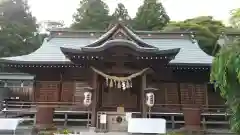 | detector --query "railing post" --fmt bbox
[34,113,36,125]
[171,115,175,129]
[64,113,68,127]
[202,116,206,130]
[4,100,8,118]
